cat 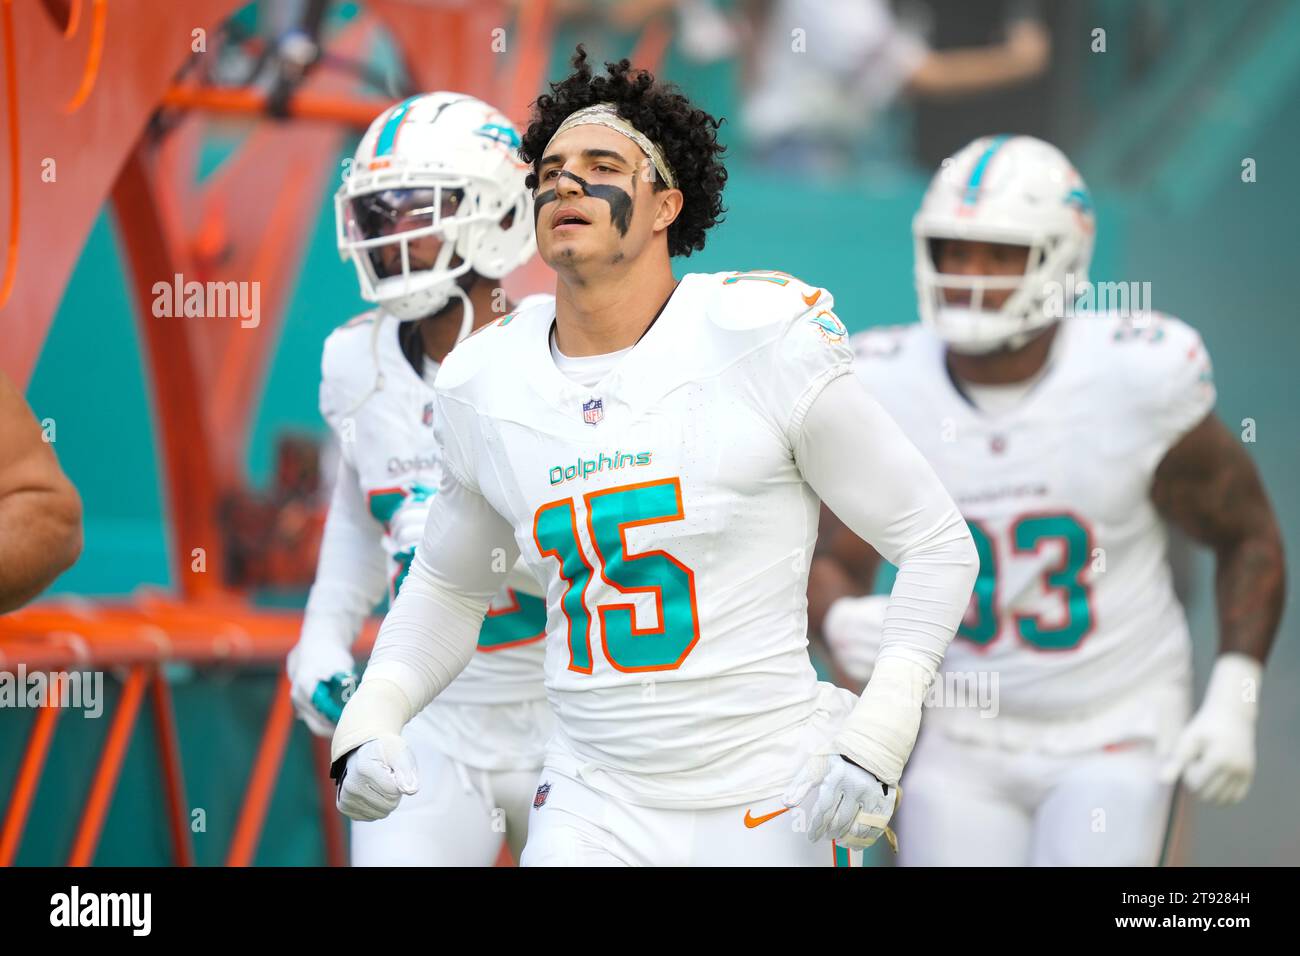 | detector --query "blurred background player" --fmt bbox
[813,135,1286,865]
[286,92,554,865]
[0,373,83,614]
[532,0,742,65]
[739,0,1050,175]
[328,48,978,866]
